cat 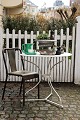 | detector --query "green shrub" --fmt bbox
[37,33,49,40]
[2,15,76,50]
[48,18,76,35]
[2,16,39,34]
[2,15,76,35]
